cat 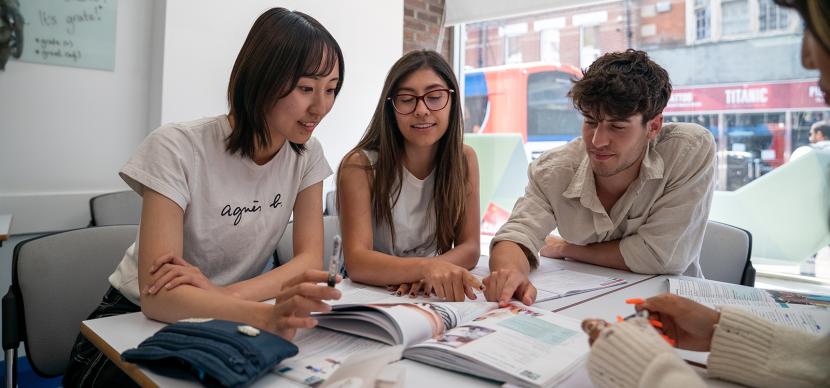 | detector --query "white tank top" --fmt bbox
[362,150,437,257]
